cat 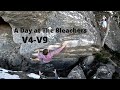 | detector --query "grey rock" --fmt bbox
[94,11,120,53]
[0,11,101,73]
[105,18,120,53]
[25,58,78,75]
[82,55,95,66]
[81,55,95,73]
[0,11,101,58]
[92,64,115,79]
[0,67,39,79]
[0,21,23,70]
[67,65,86,79]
